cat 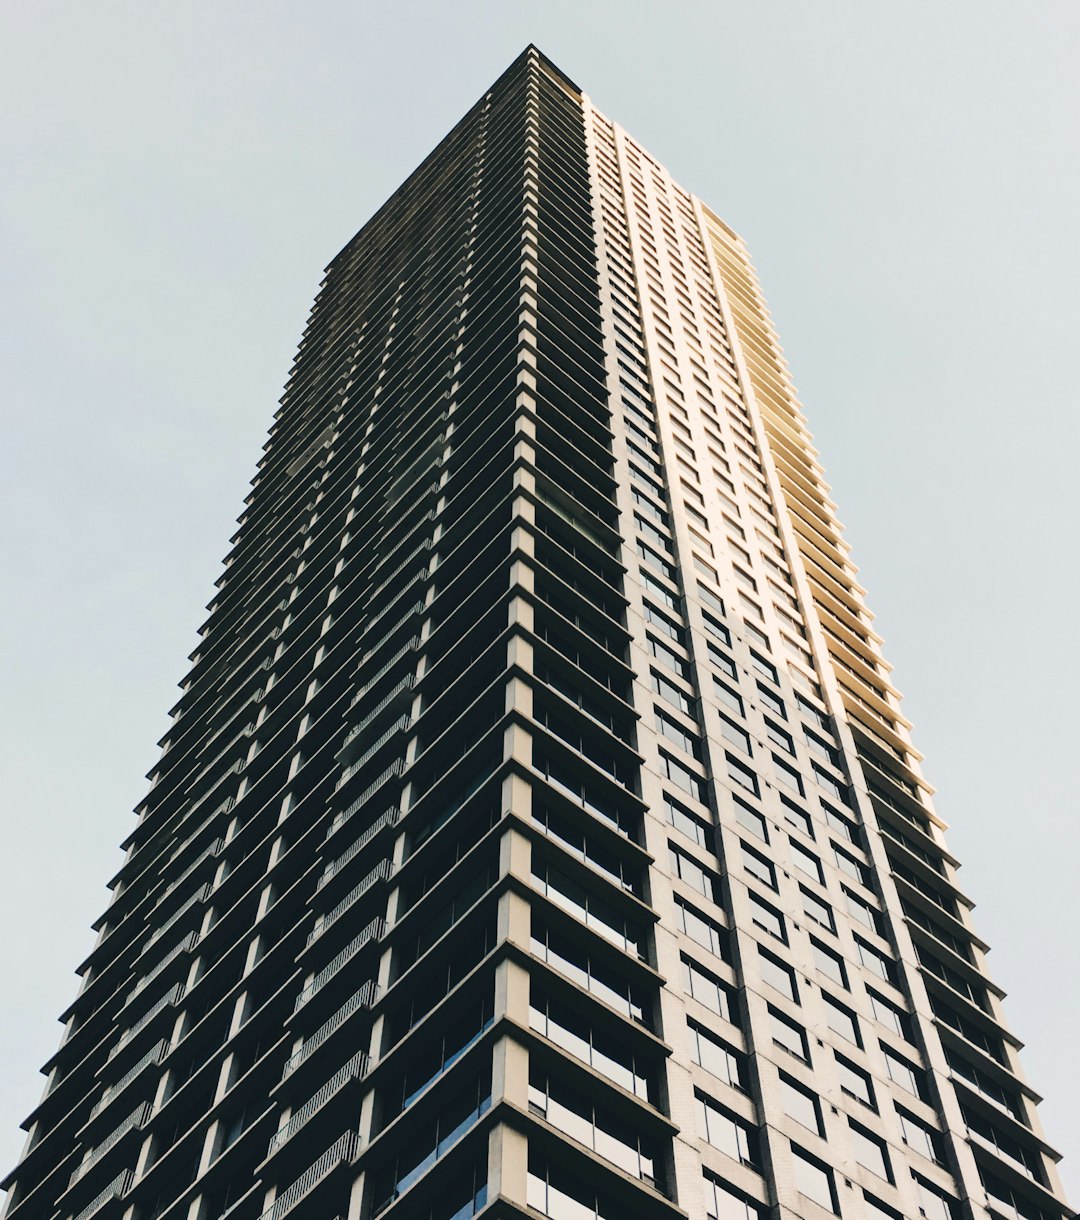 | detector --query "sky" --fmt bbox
[1,0,1076,1196]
